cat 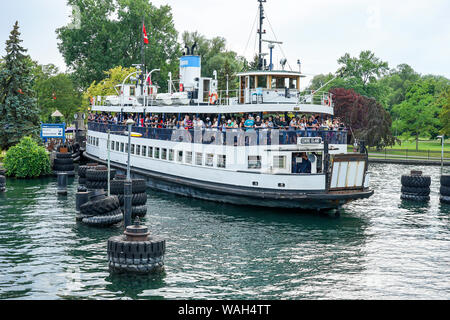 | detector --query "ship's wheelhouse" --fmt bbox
[237,70,306,104]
